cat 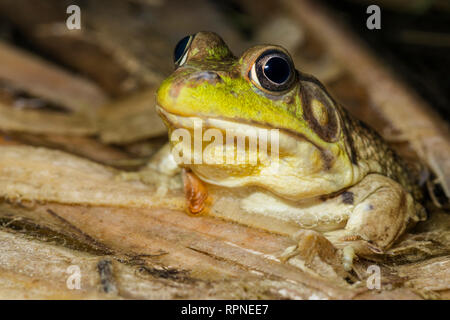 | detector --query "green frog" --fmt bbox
[153,31,426,270]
